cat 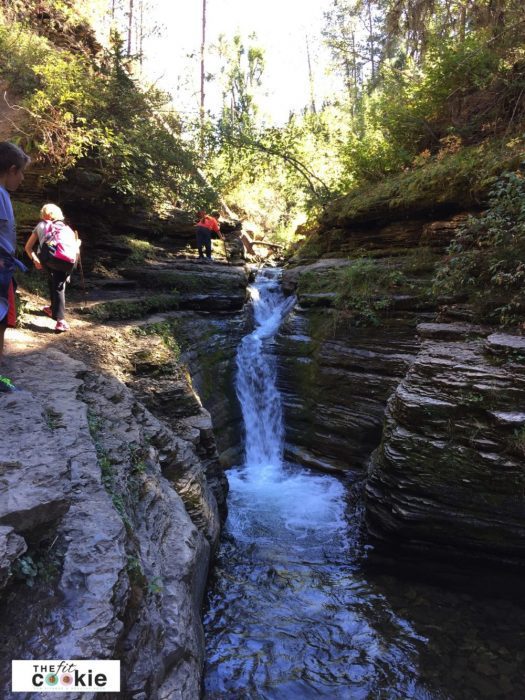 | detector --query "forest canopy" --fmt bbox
[0,0,523,235]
